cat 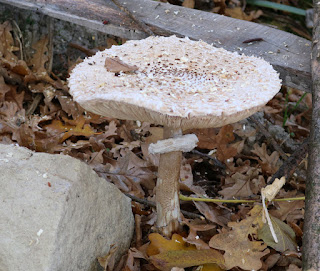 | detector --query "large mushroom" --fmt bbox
[68,36,281,236]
